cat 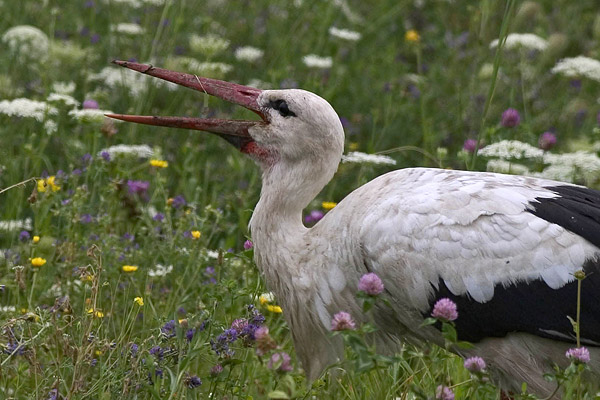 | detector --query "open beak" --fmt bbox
[106,60,266,150]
